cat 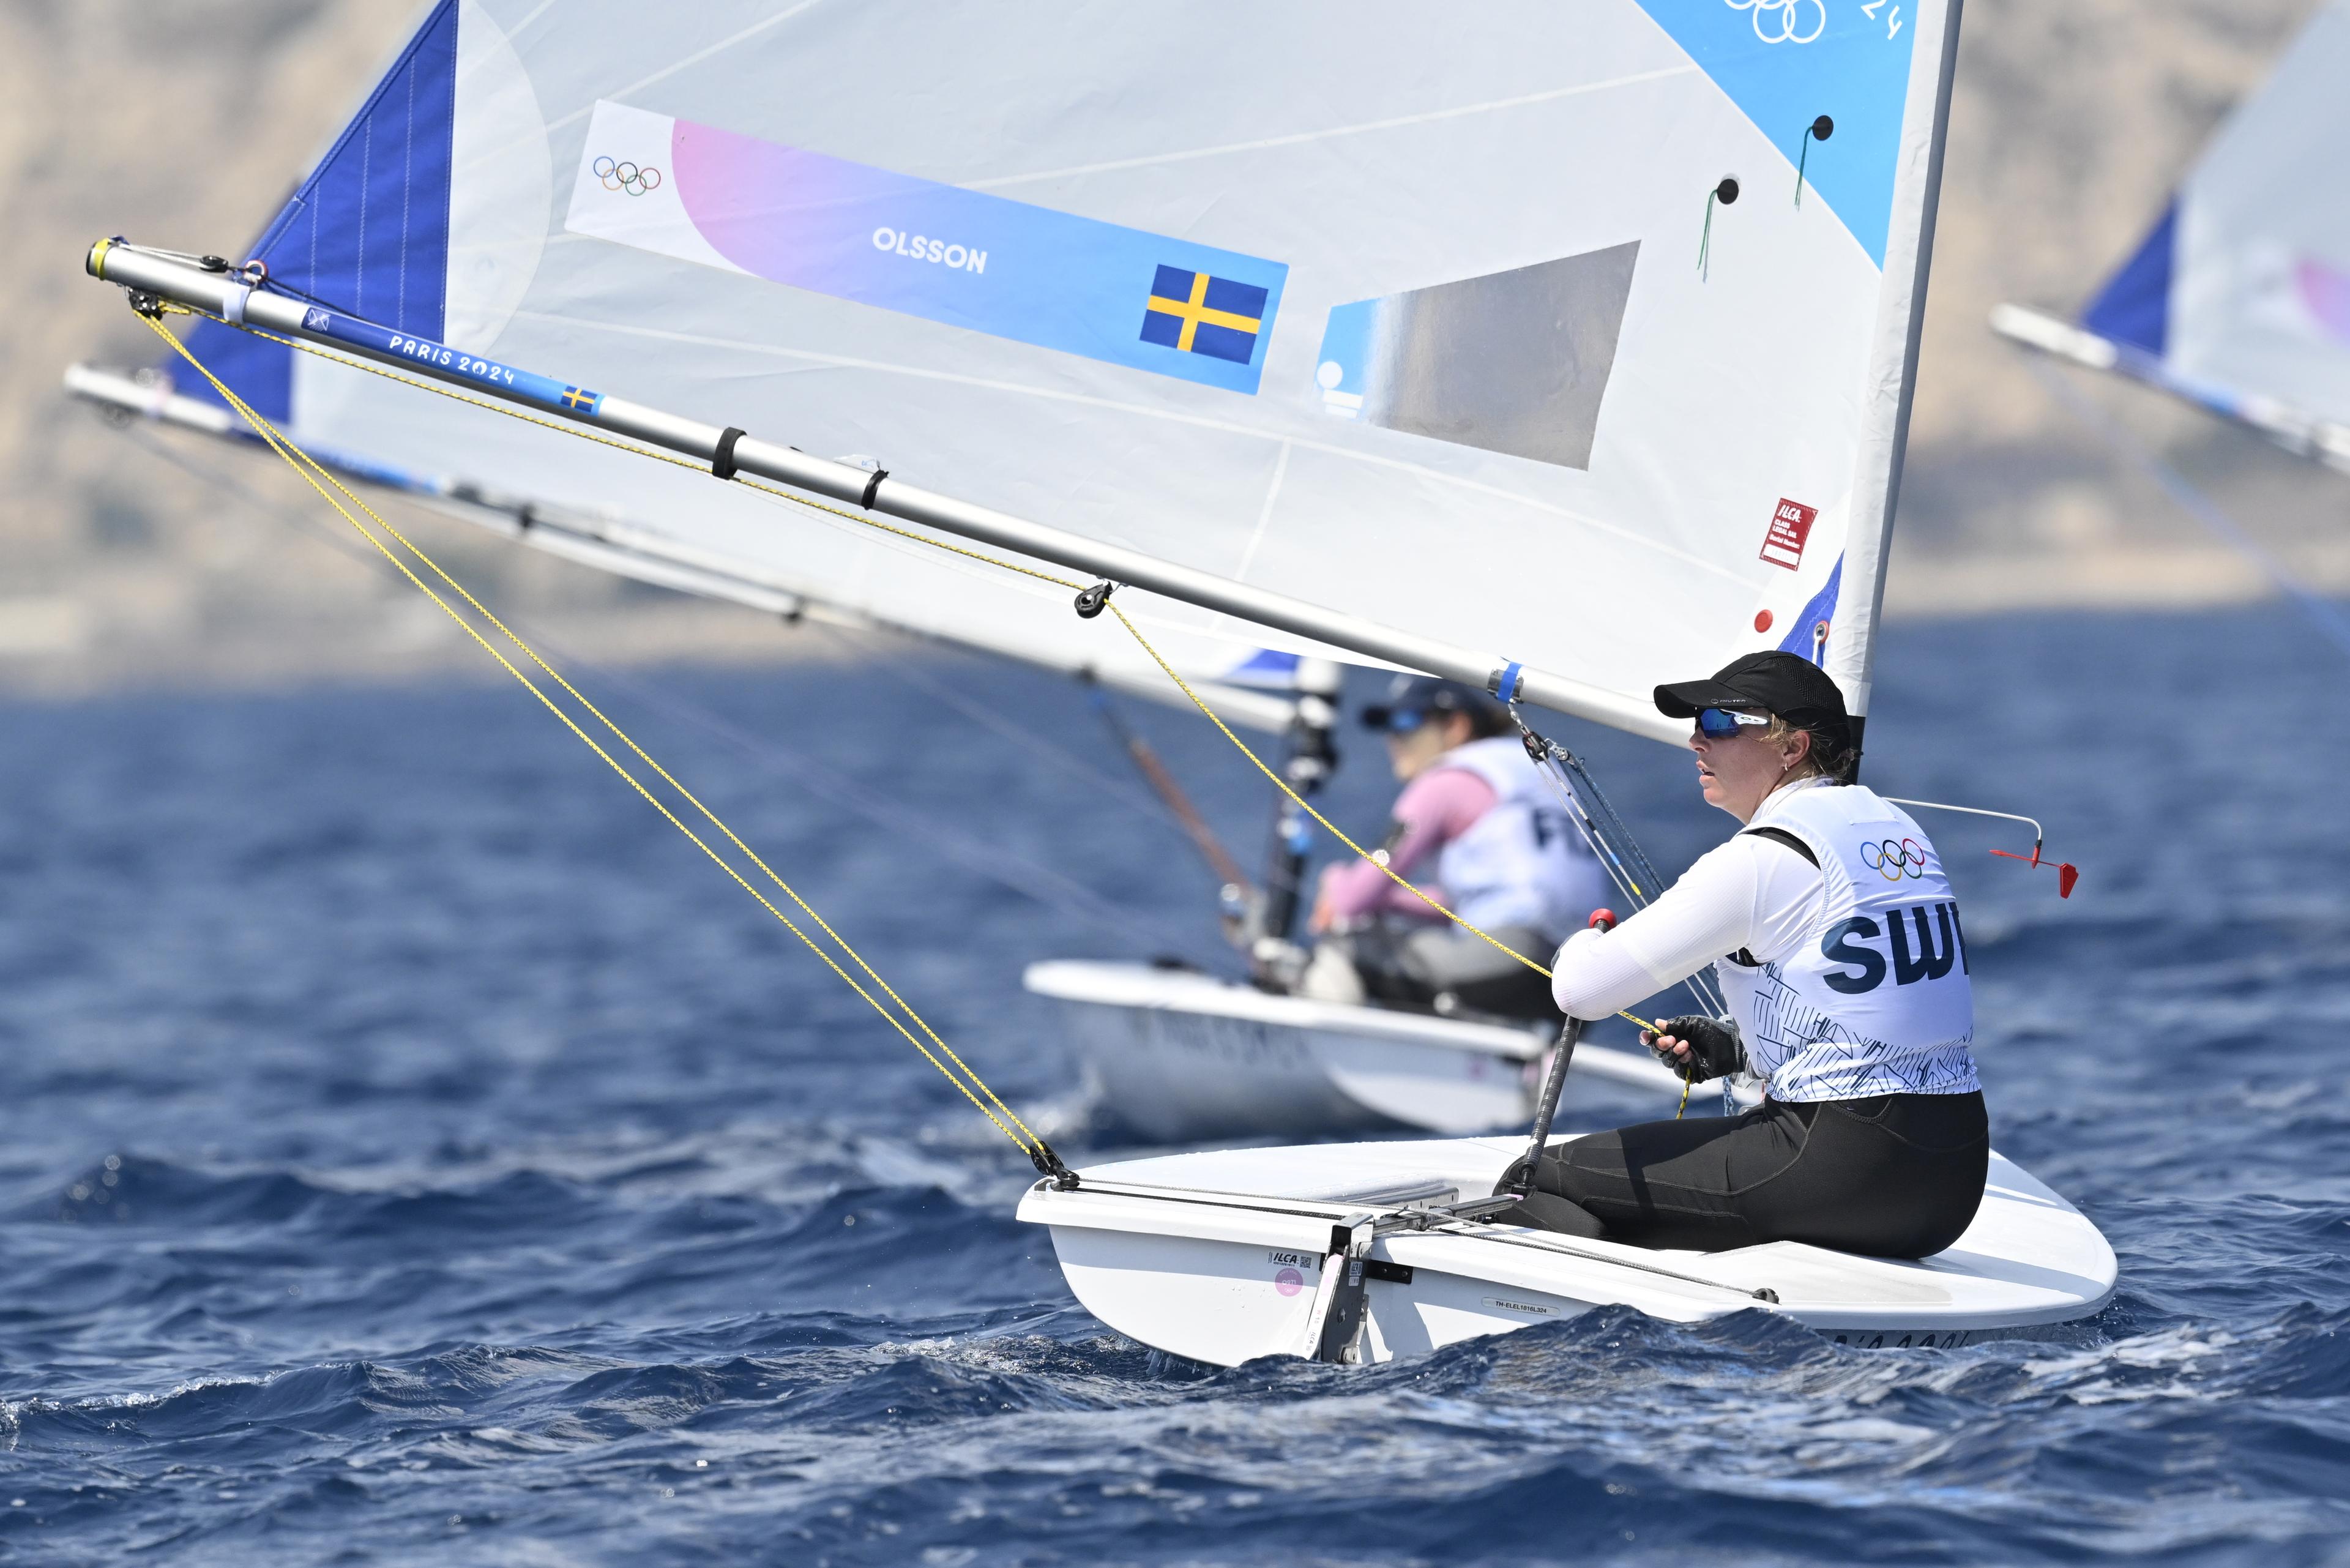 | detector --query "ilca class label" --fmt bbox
[1761,497,1819,570]
[1268,1250,1319,1298]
